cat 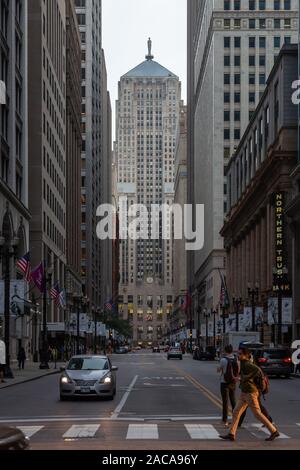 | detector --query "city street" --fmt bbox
[0,351,299,450]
